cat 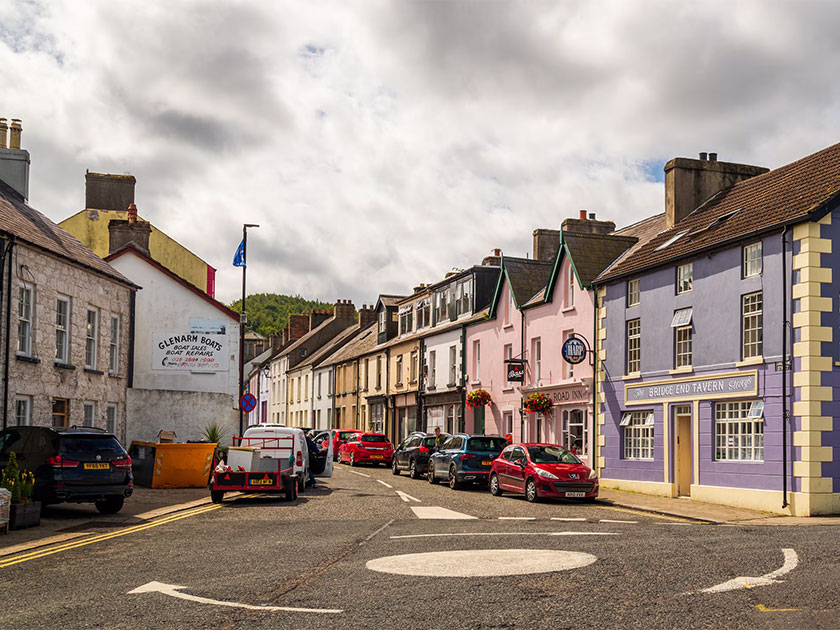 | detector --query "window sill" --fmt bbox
[427,386,436,391]
[503,323,514,330]
[16,355,40,364]
[447,383,457,388]
[669,367,693,375]
[502,386,514,393]
[470,380,481,387]
[561,306,576,314]
[623,458,655,462]
[736,356,764,367]
[84,368,104,375]
[55,362,75,370]
[622,372,642,381]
